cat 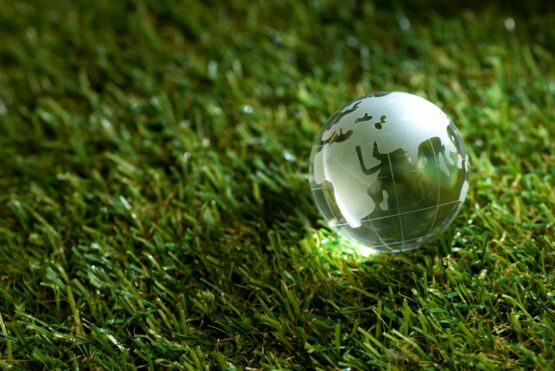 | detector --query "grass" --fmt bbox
[0,0,554,369]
